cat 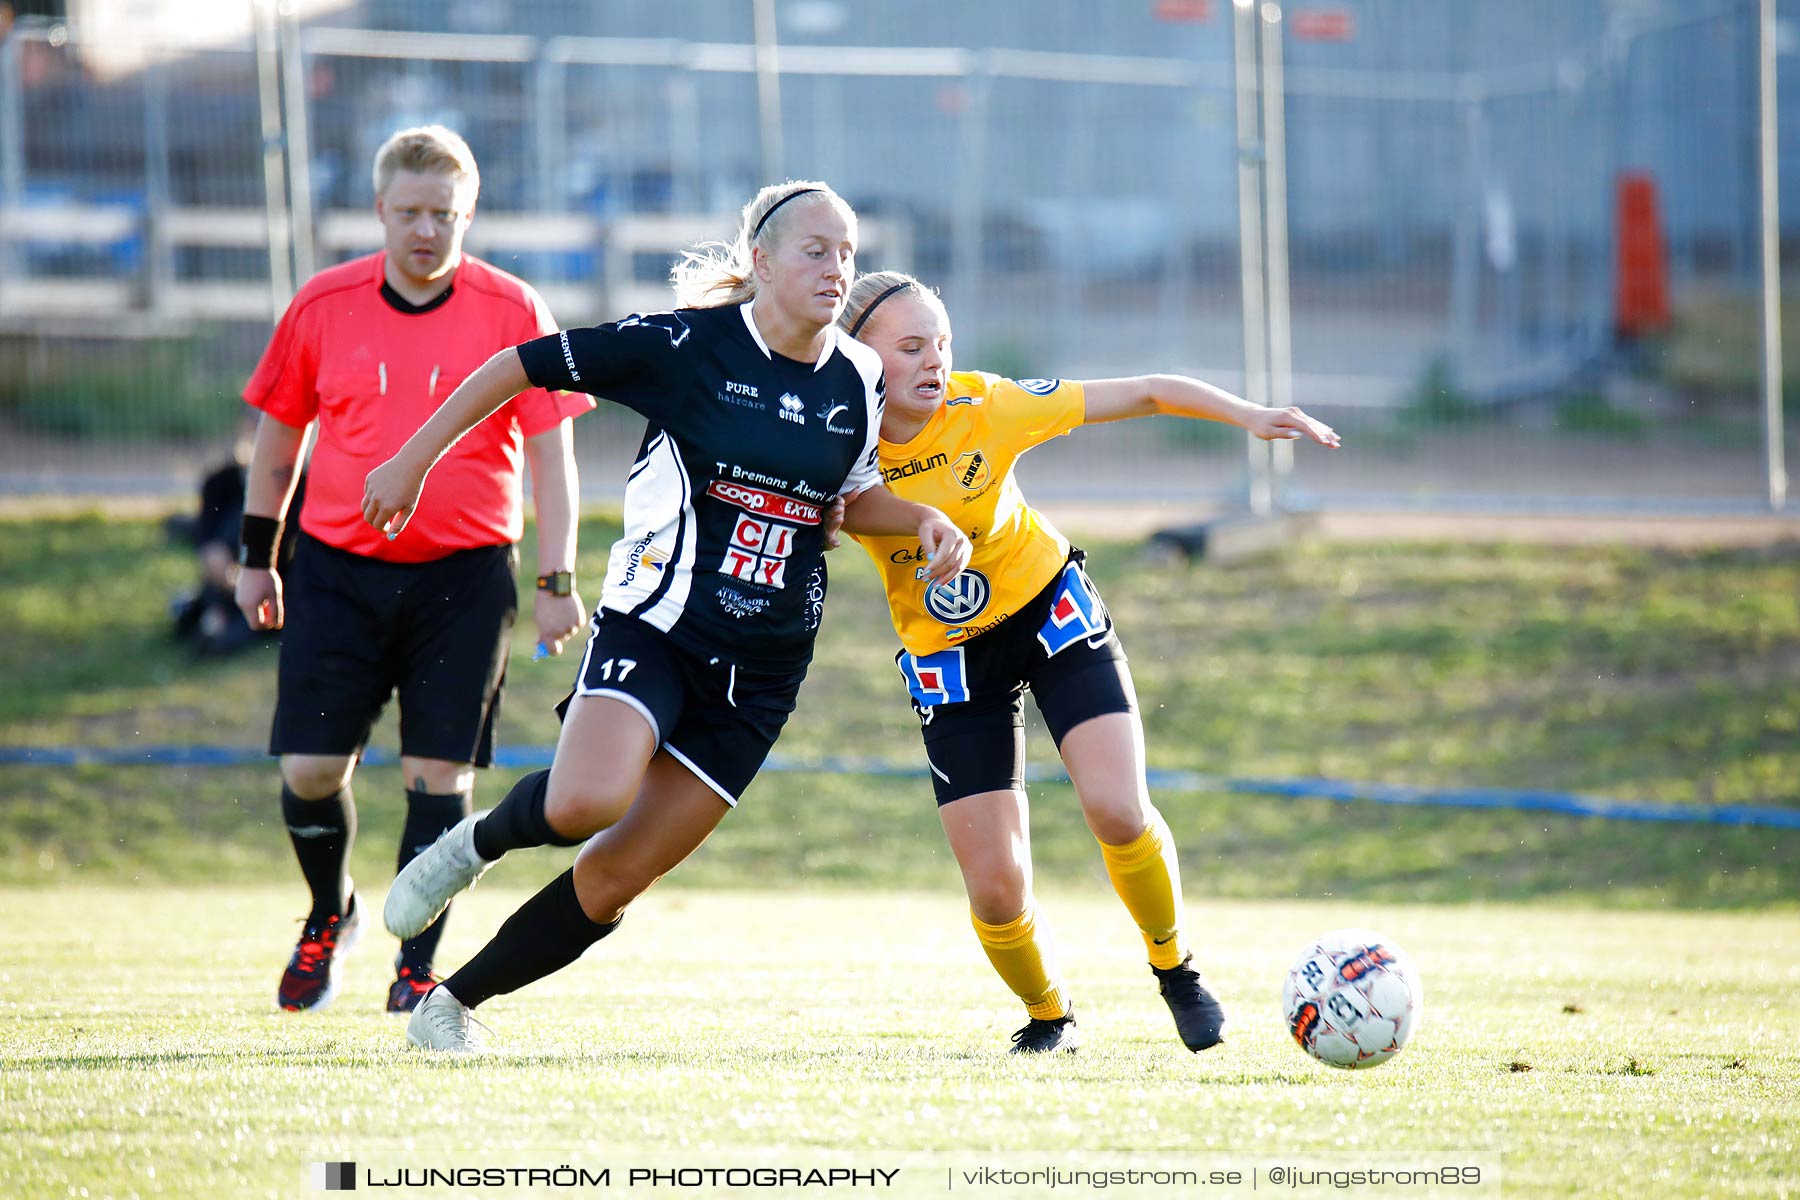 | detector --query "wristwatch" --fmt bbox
[536,570,575,597]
